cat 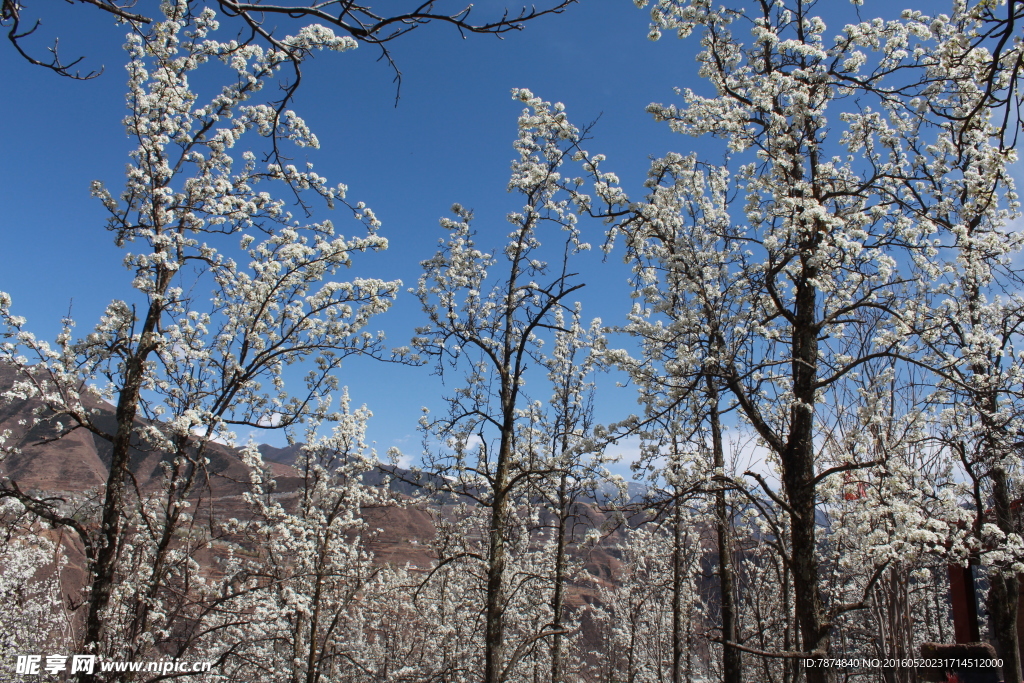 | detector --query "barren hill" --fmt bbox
[0,364,630,616]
